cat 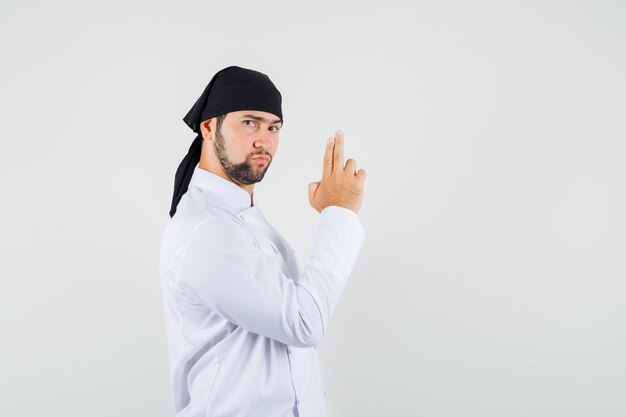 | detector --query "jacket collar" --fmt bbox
[189,165,254,213]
